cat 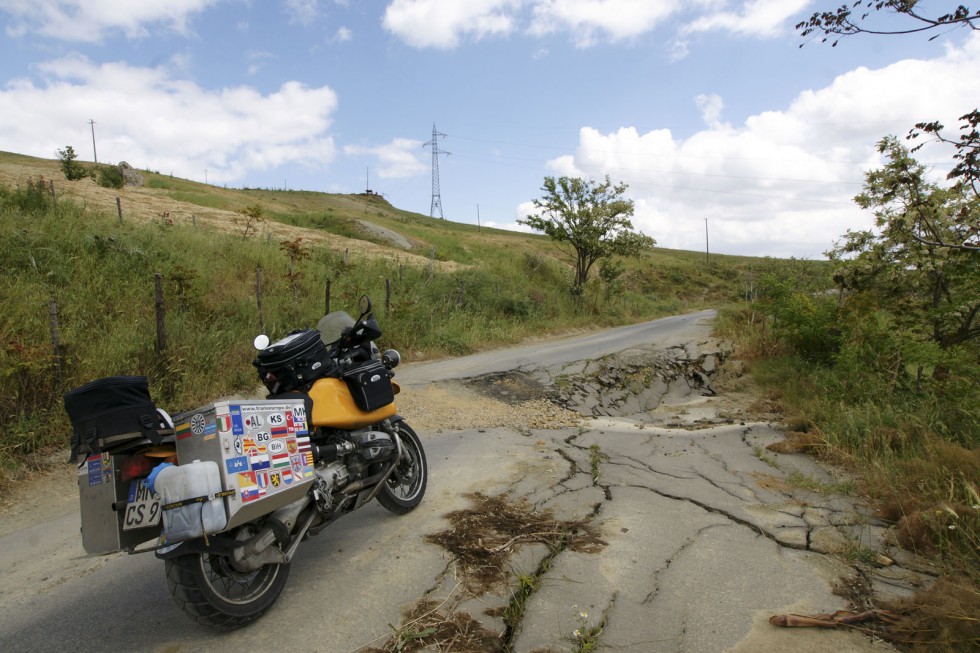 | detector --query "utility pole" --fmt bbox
[705,219,710,266]
[423,123,450,219]
[88,119,98,165]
